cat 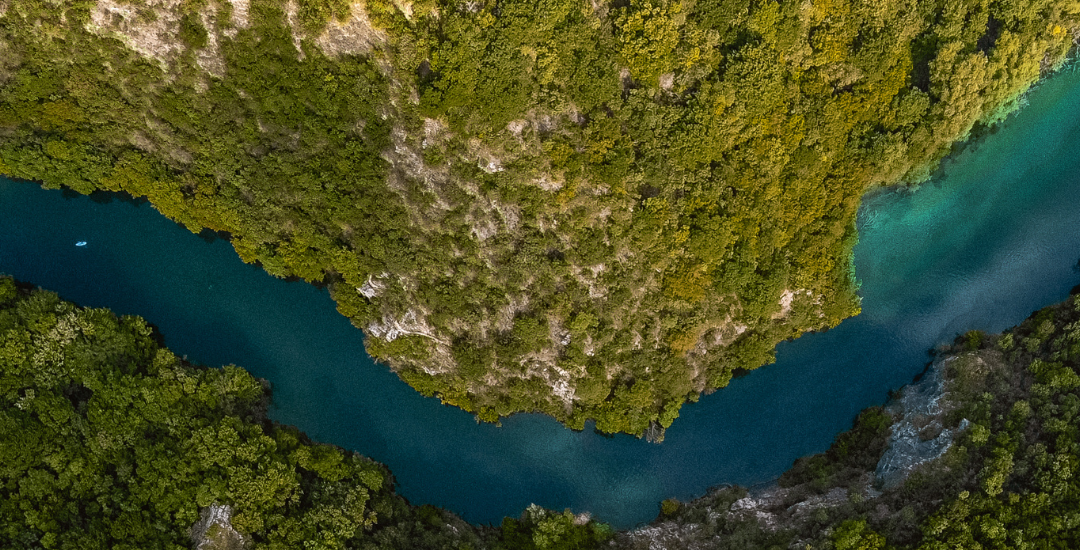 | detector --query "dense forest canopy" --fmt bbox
[0,276,614,549]
[0,0,1076,434]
